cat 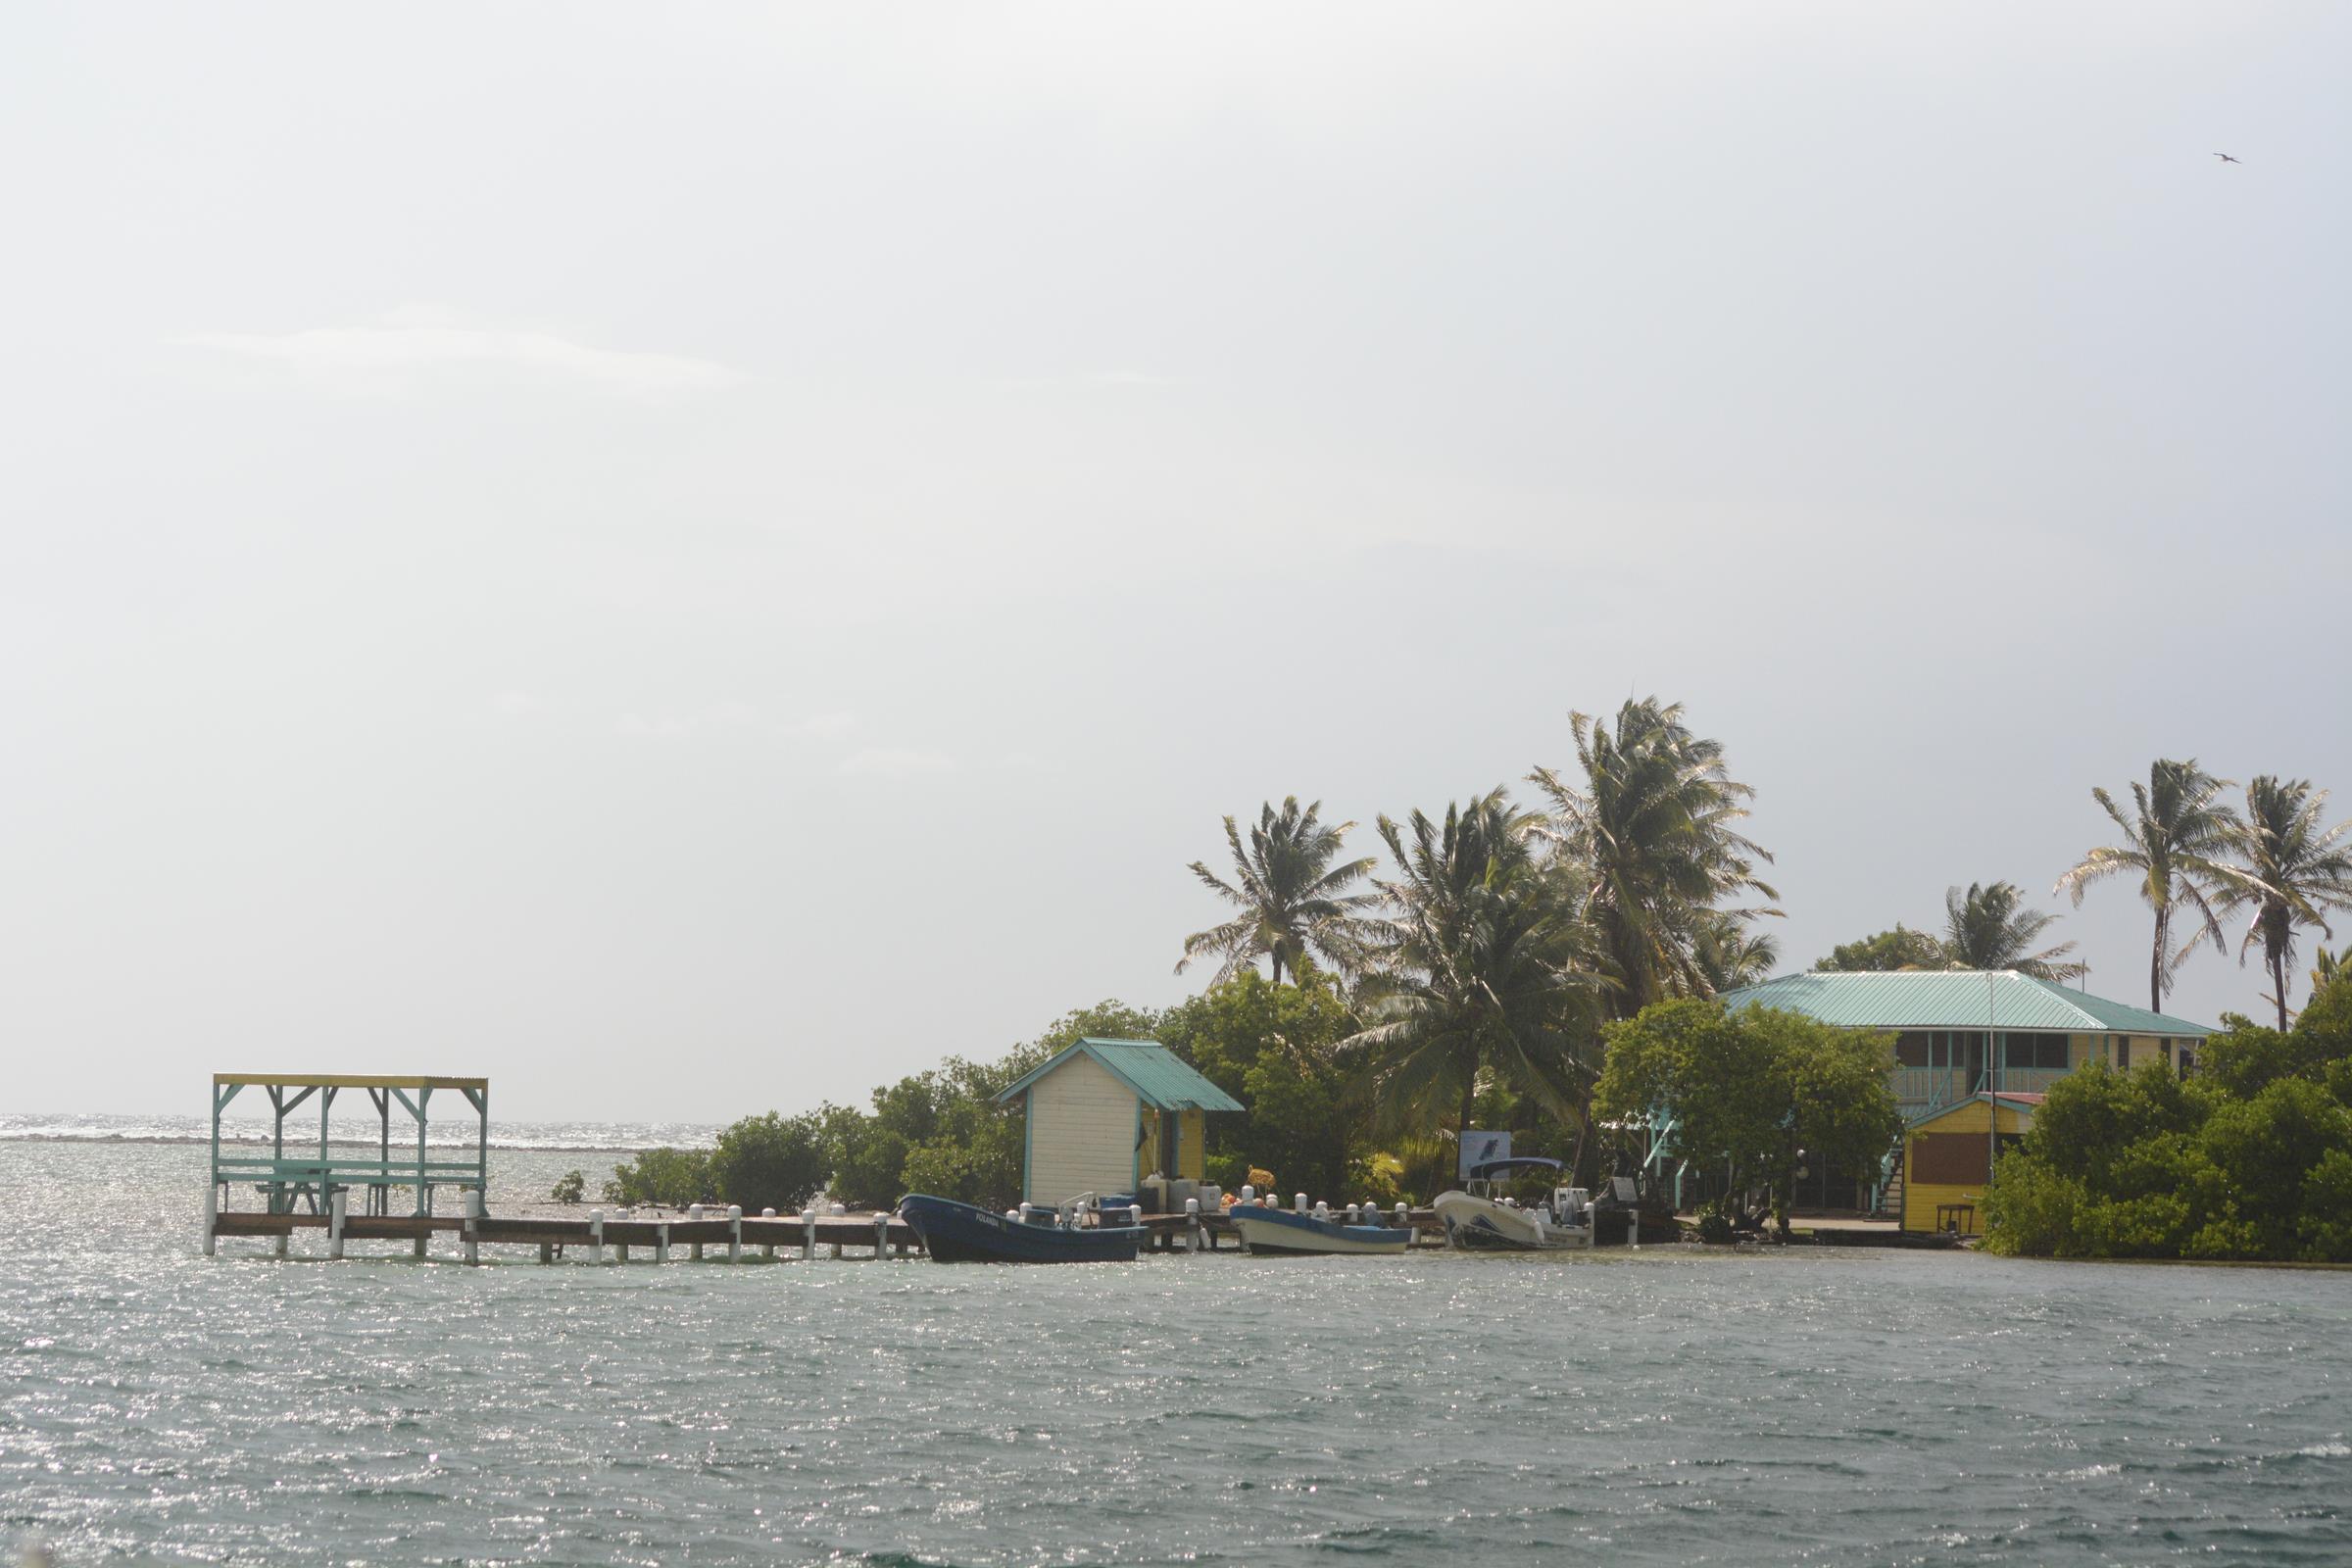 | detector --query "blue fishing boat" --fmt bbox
[1229,1202,1410,1257]
[897,1193,1144,1263]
